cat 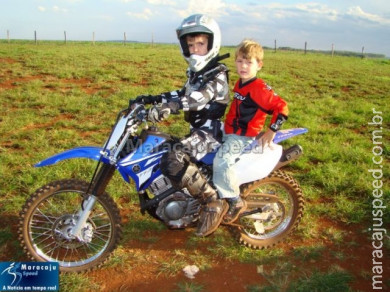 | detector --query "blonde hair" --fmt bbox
[235,39,264,62]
